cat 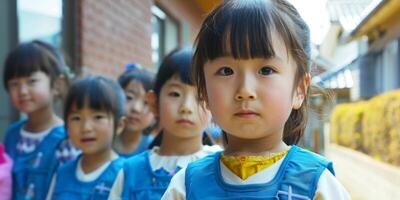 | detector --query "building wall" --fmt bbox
[79,0,204,77]
[0,0,18,140]
[80,0,153,76]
